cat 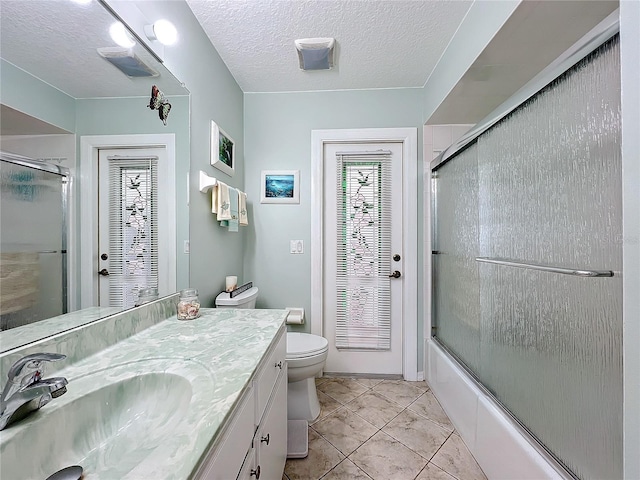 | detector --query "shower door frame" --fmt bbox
[0,151,70,314]
[424,10,621,480]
